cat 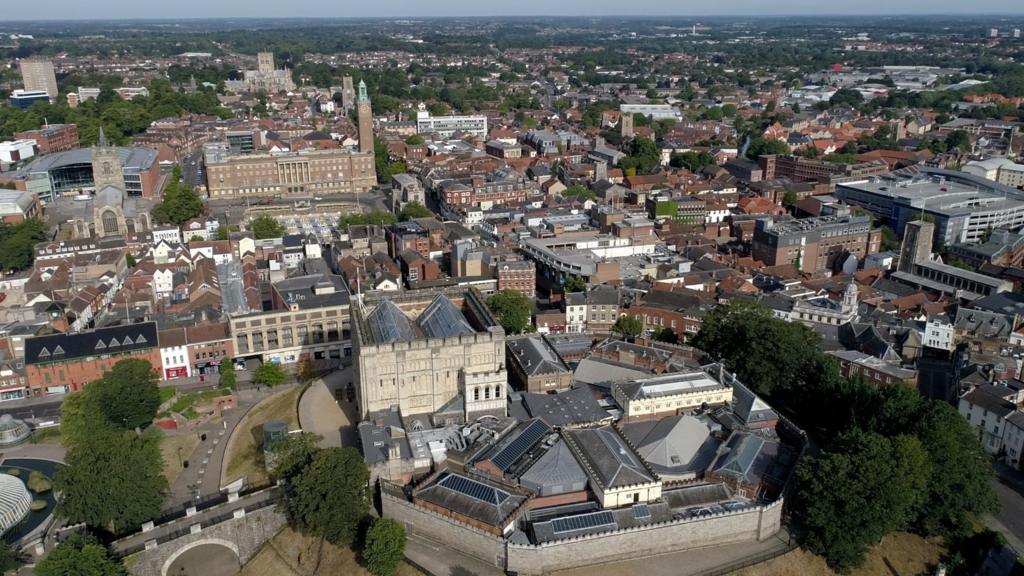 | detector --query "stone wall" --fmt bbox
[382,491,506,568]
[383,487,786,576]
[507,501,784,575]
[127,506,286,576]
